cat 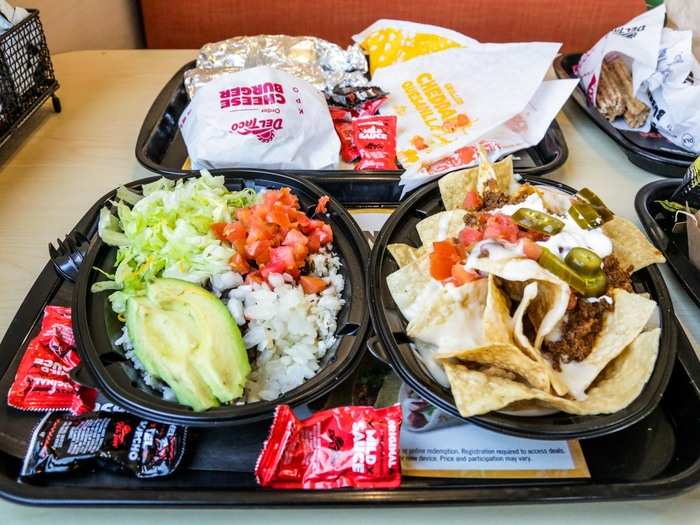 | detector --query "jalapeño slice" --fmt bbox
[568,200,603,230]
[565,247,603,276]
[538,247,607,297]
[577,188,614,222]
[511,208,564,235]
